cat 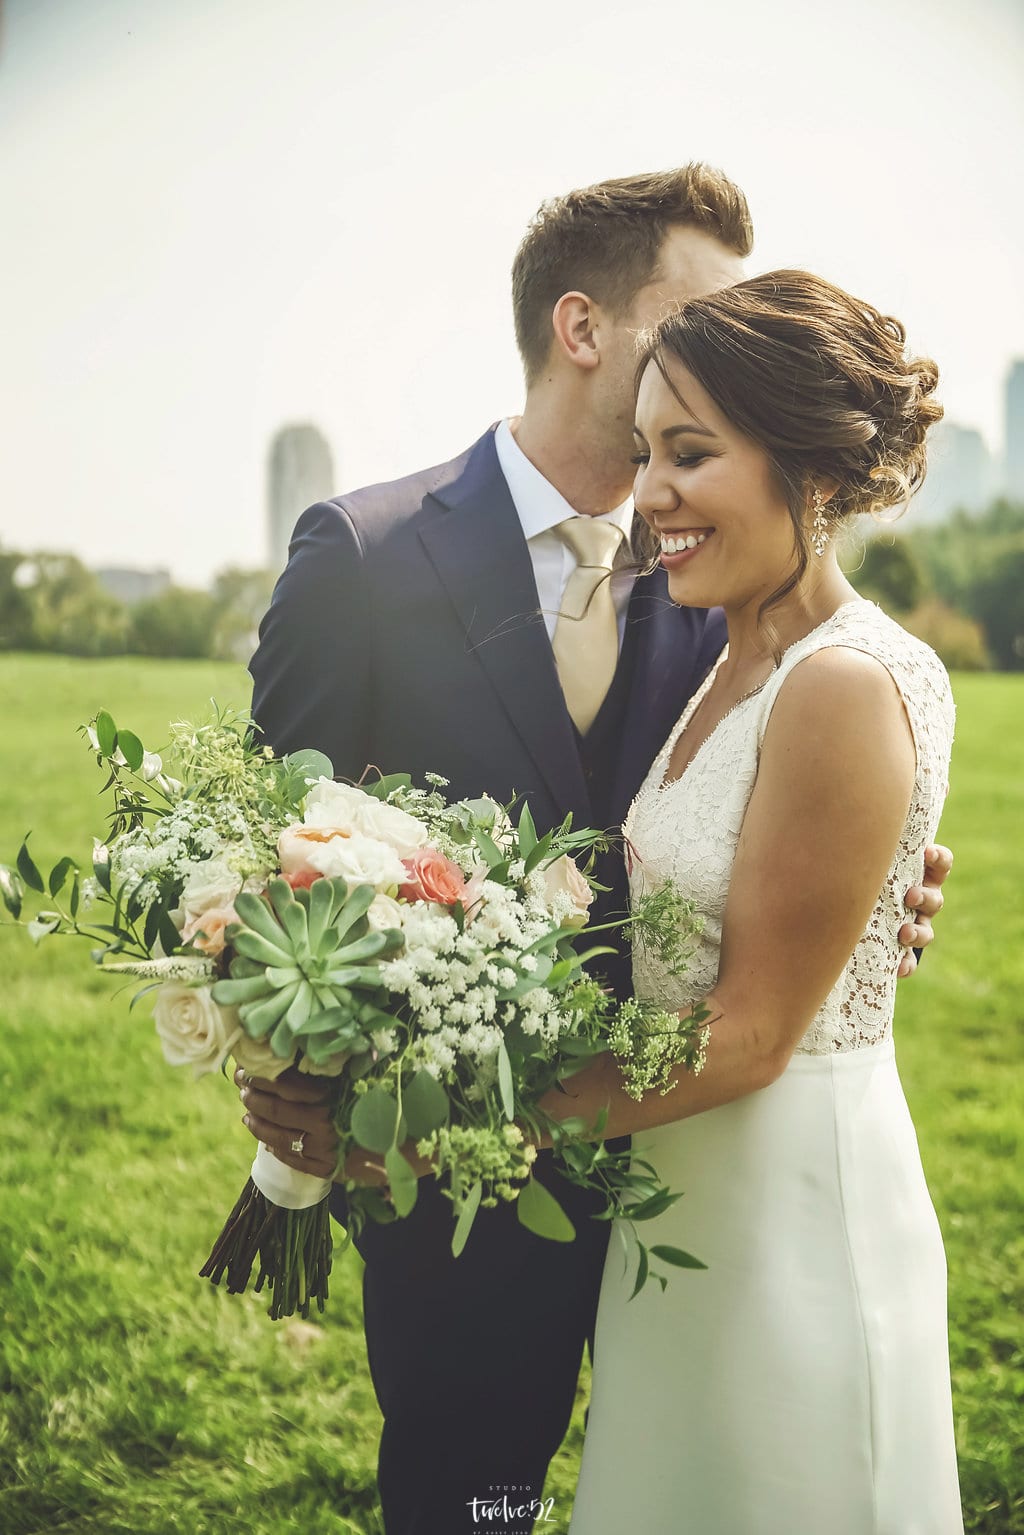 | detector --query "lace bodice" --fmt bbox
[624,599,955,1054]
